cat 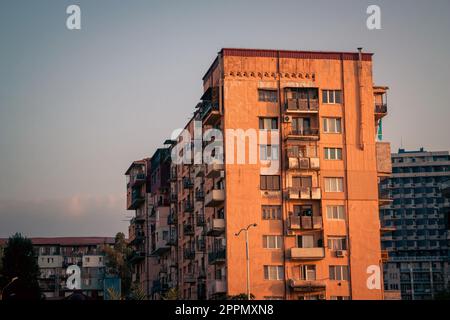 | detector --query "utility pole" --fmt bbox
[235,223,257,300]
